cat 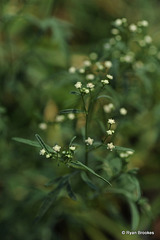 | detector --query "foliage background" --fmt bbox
[0,0,160,239]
